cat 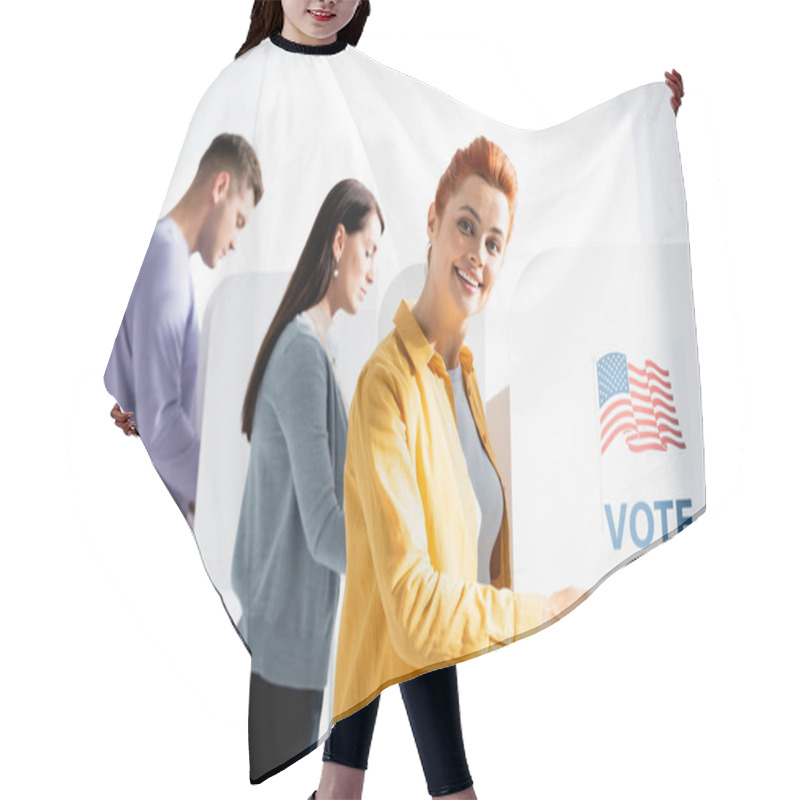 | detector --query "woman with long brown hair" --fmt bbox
[233,177,383,783]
